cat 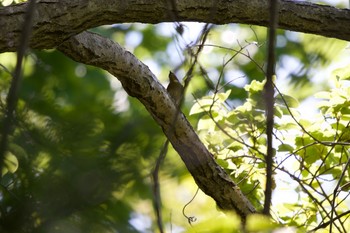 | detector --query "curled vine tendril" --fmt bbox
[182,187,199,226]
